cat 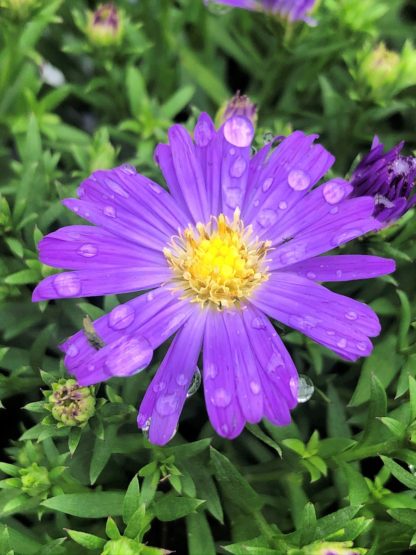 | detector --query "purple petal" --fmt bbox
[32,266,171,301]
[137,311,207,446]
[251,273,380,361]
[38,225,166,270]
[282,255,395,282]
[203,310,245,439]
